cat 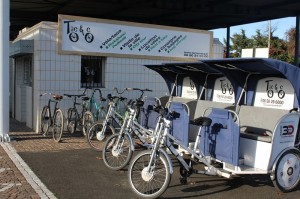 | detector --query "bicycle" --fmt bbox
[102,88,161,170]
[127,103,216,198]
[64,89,93,135]
[82,88,107,136]
[40,93,64,142]
[86,87,129,151]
